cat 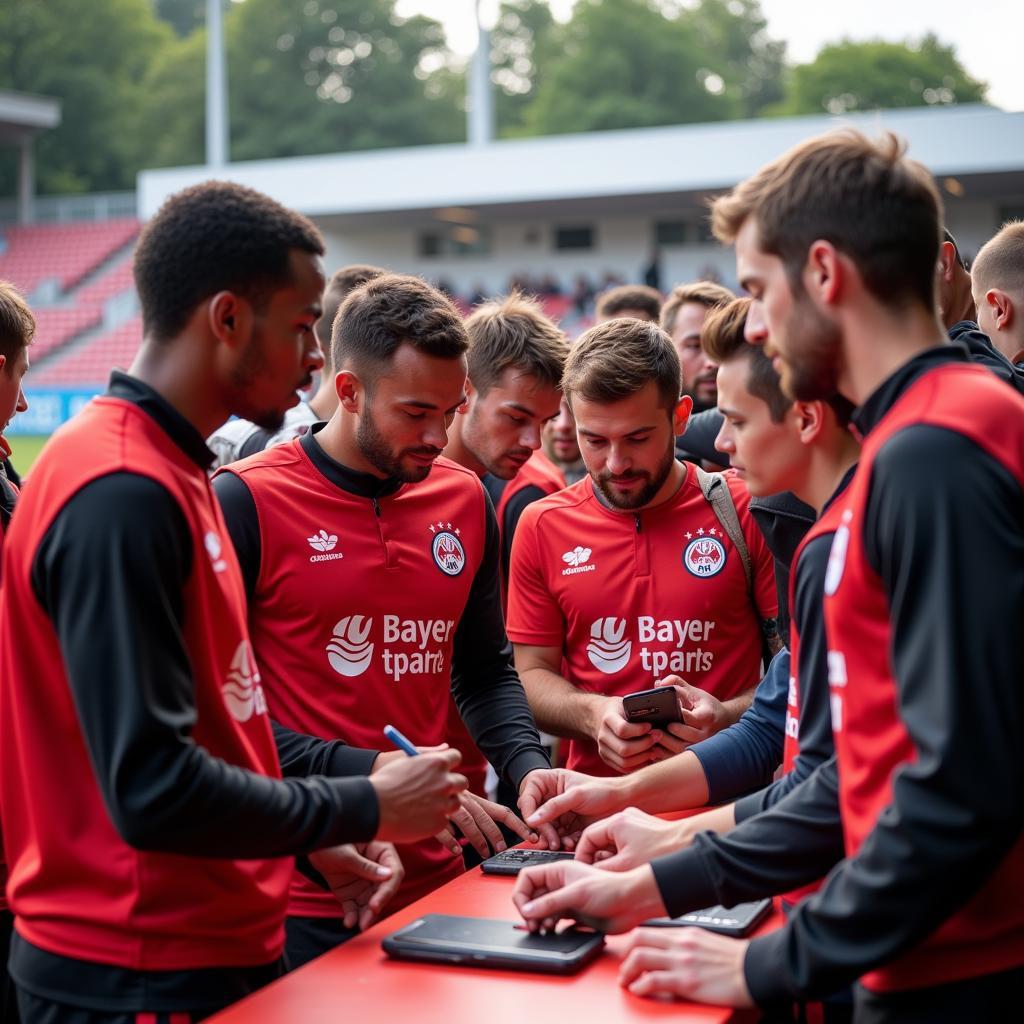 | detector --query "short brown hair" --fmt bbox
[701,297,790,423]
[972,221,1024,297]
[711,130,942,313]
[563,318,680,411]
[660,281,735,336]
[332,273,467,381]
[318,264,387,370]
[595,284,663,323]
[0,280,35,371]
[464,291,569,395]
